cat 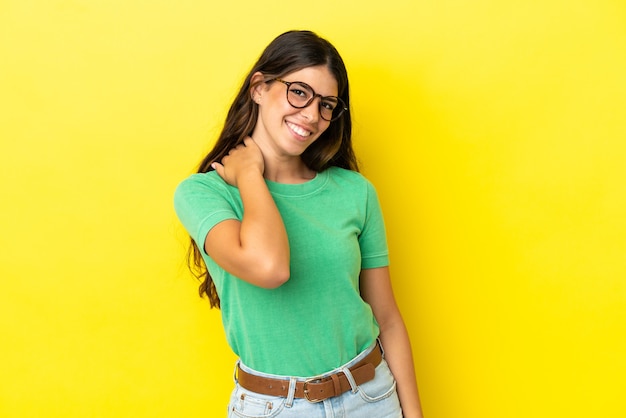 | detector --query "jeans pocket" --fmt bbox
[357,359,398,403]
[228,384,286,418]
